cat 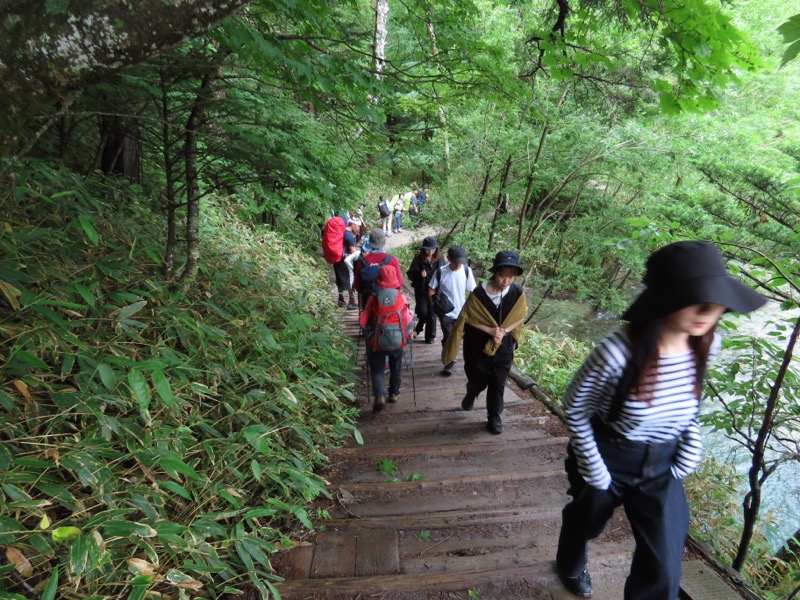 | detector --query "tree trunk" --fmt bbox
[99,116,141,182]
[178,73,216,283]
[487,154,513,251]
[732,316,800,571]
[425,15,450,175]
[160,72,178,280]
